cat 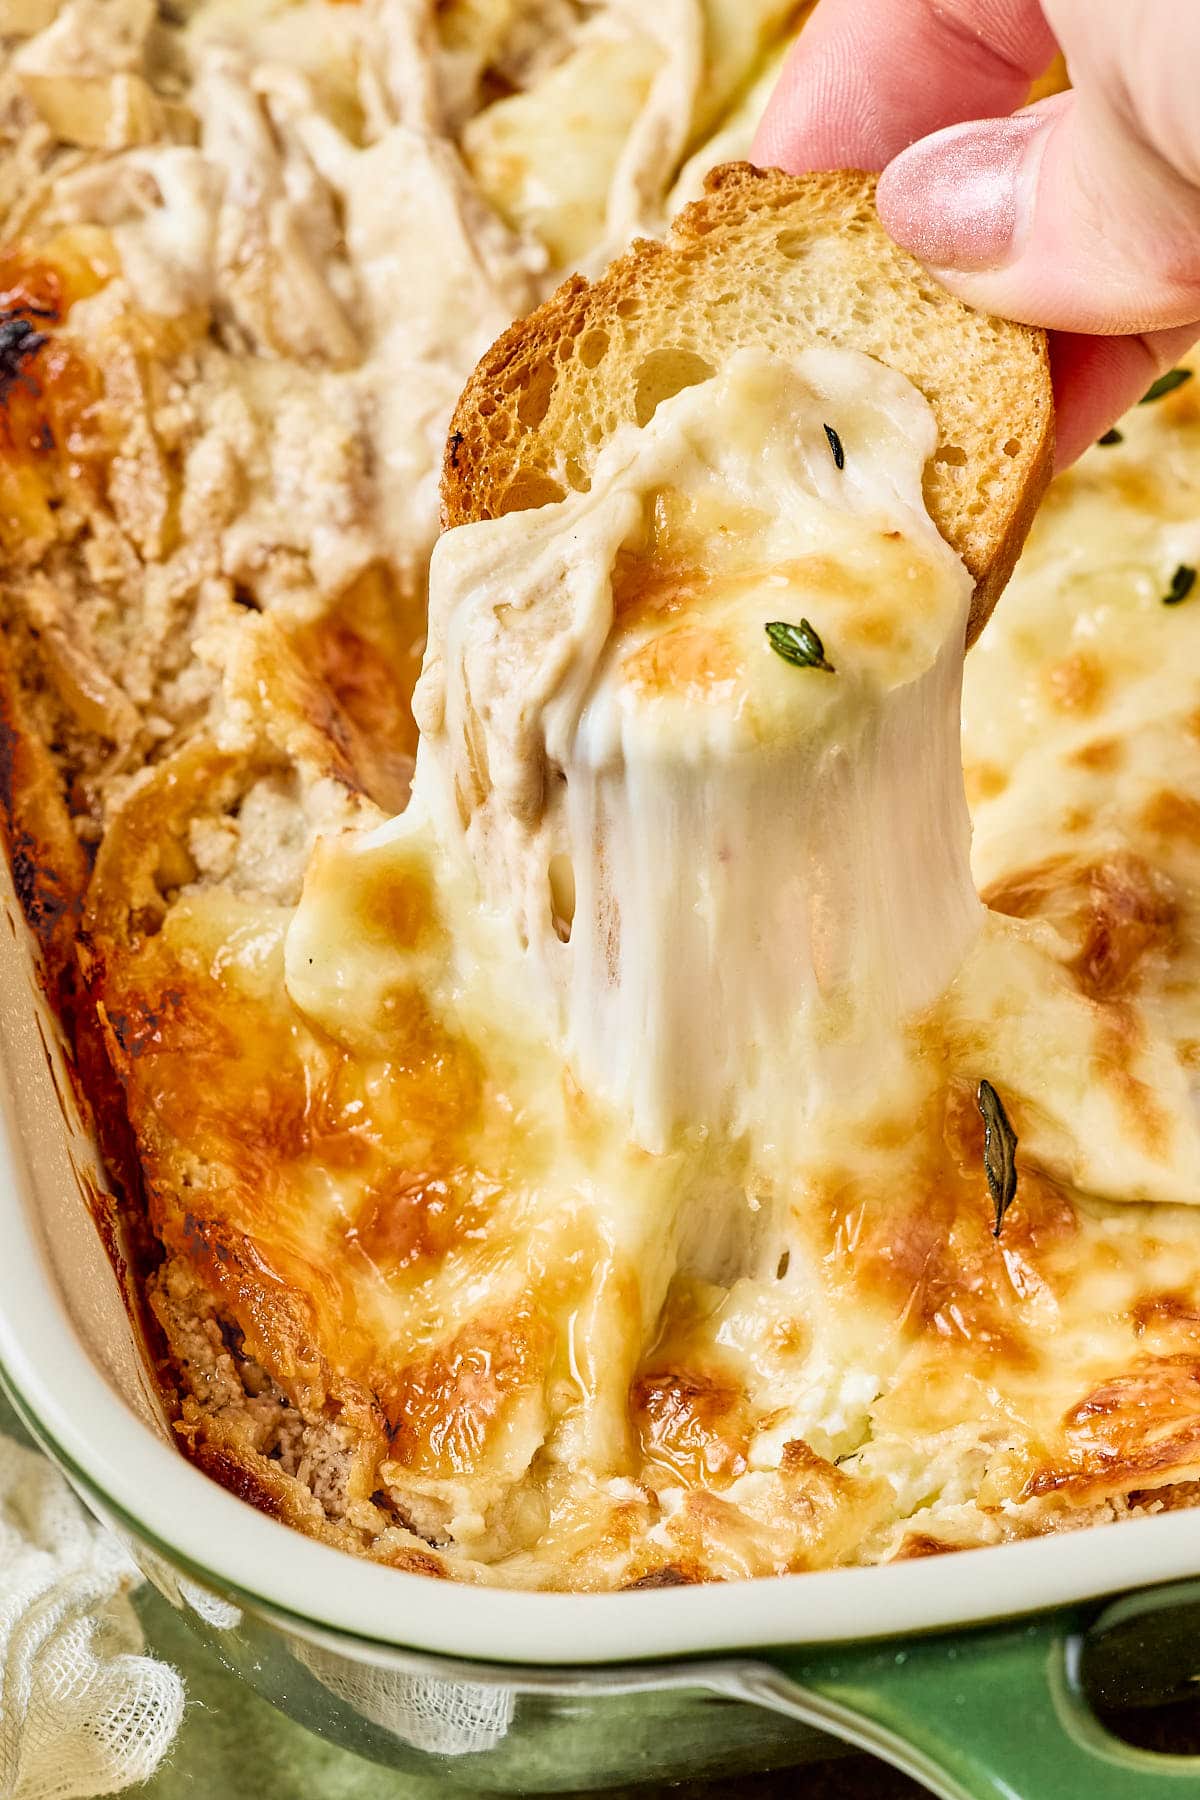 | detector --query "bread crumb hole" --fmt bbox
[776,1249,790,1280]
[935,443,967,467]
[616,297,641,318]
[579,328,609,369]
[497,472,566,515]
[633,348,716,428]
[549,854,575,943]
[1003,437,1021,457]
[776,229,808,260]
[516,359,557,428]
